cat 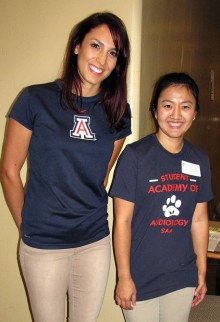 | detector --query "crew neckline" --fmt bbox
[153,133,186,157]
[55,79,102,101]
